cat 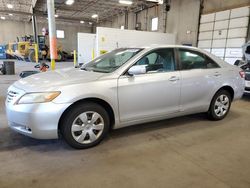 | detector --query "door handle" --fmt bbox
[168,76,179,81]
[214,72,221,77]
